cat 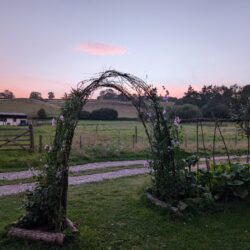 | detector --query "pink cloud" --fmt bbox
[74,42,127,56]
